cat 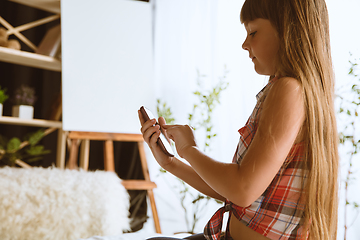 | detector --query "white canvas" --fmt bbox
[61,0,155,133]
